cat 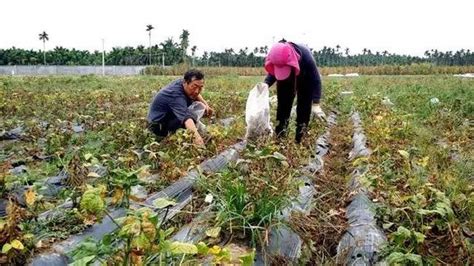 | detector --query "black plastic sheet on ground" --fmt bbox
[0,126,24,140]
[302,112,337,175]
[257,112,337,264]
[336,111,387,265]
[171,206,213,243]
[336,223,387,265]
[30,141,246,266]
[254,226,303,266]
[42,165,107,198]
[0,199,7,217]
